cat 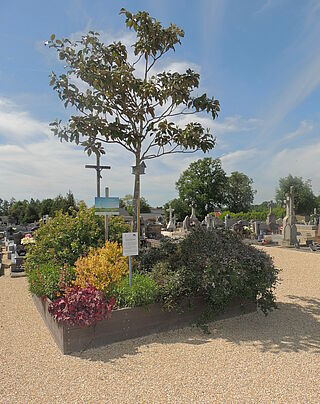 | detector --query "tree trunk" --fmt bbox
[132,152,141,243]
